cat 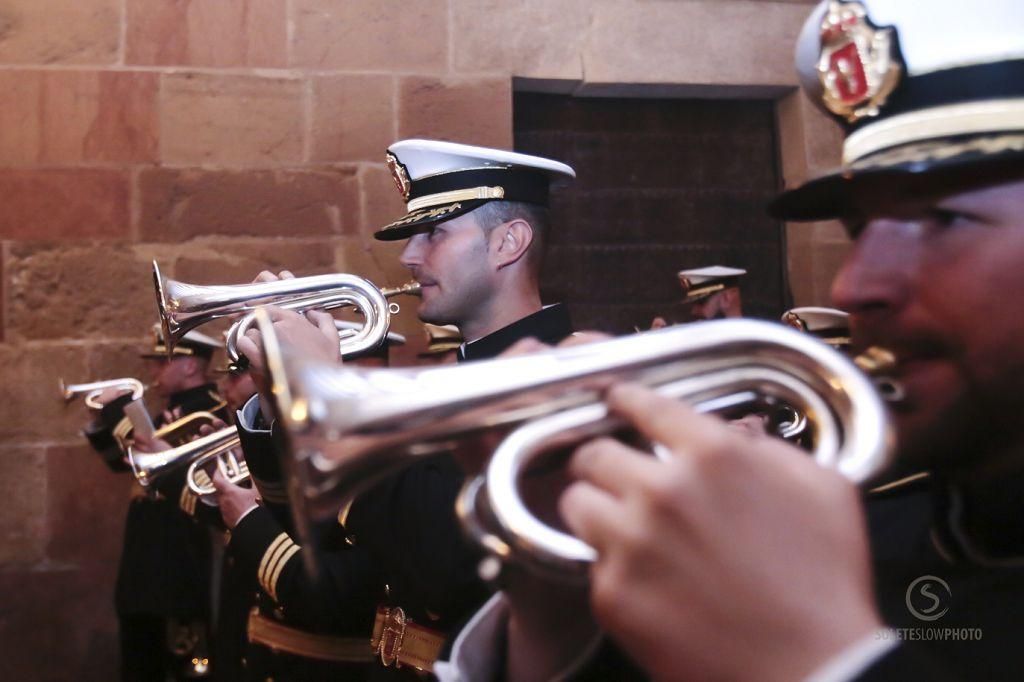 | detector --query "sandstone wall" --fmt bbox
[0,1,840,676]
